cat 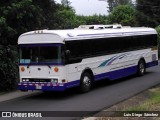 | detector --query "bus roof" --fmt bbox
[18,26,157,44]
